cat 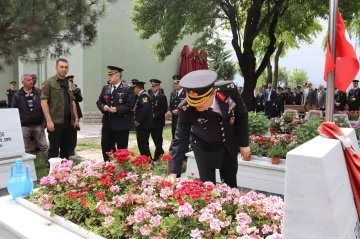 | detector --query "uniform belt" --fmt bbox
[190,132,223,149]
